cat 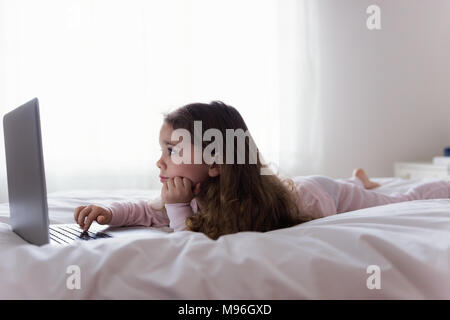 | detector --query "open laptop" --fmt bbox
[3,98,158,246]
